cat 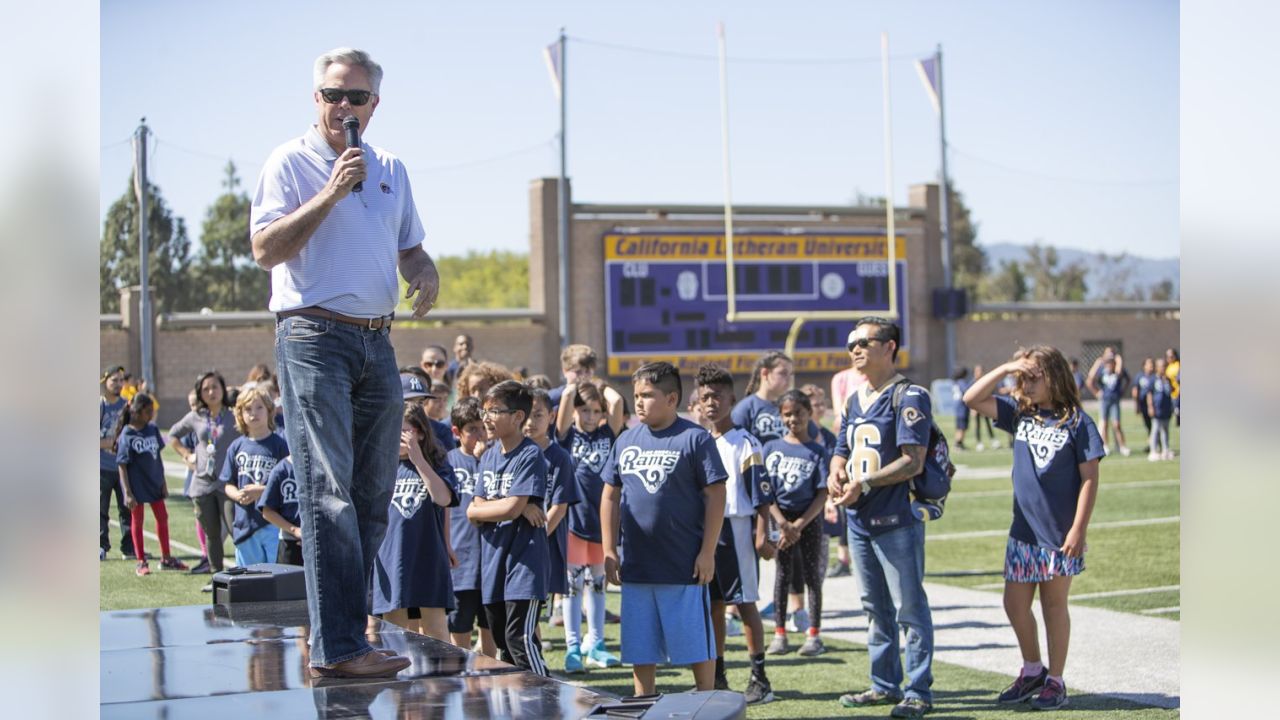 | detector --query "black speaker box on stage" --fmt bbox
[211,563,307,605]
[584,691,746,719]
